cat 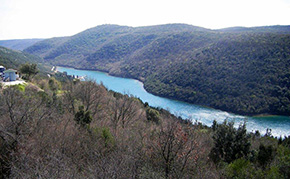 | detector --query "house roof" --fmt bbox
[3,69,17,73]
